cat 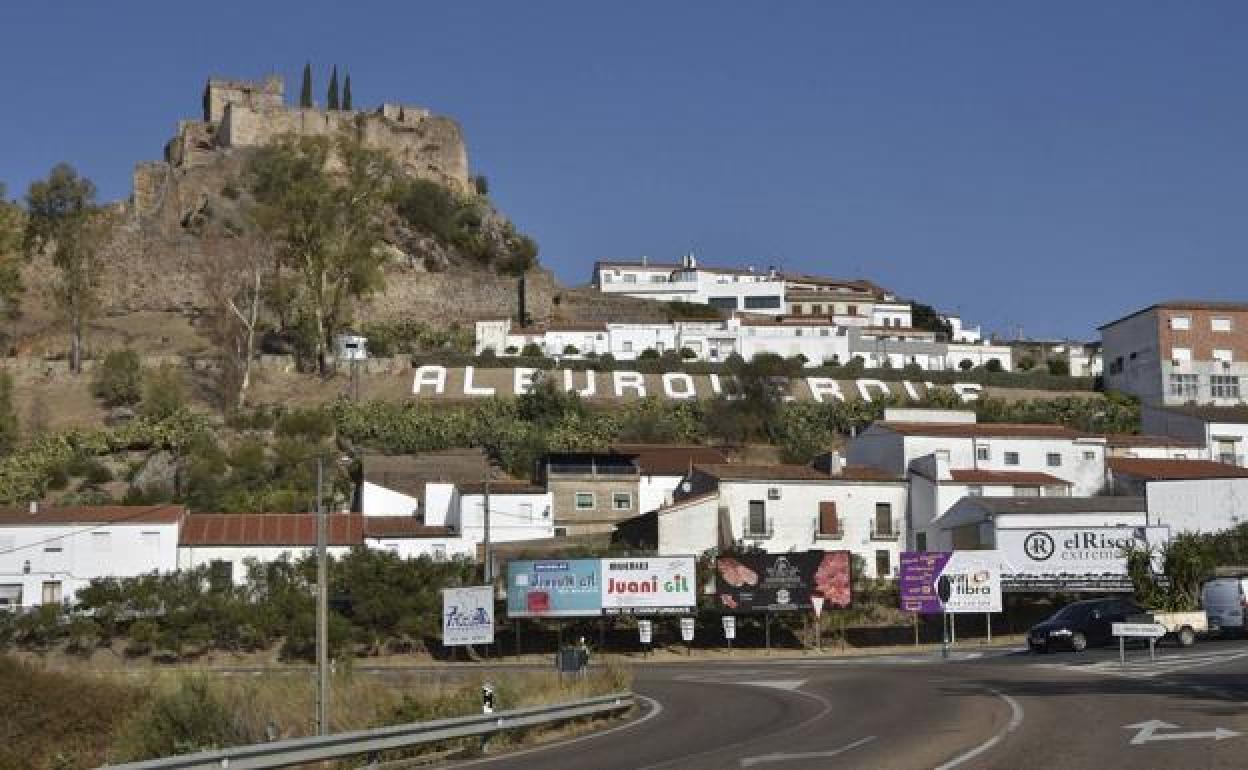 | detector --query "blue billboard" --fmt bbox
[506,559,602,617]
